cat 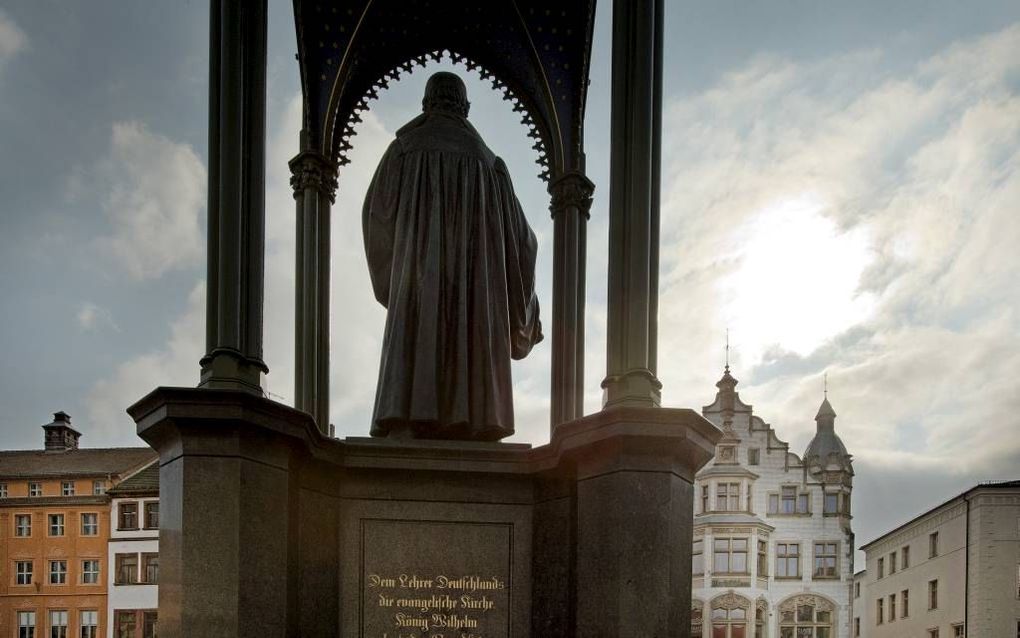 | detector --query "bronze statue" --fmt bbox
[363,72,543,441]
